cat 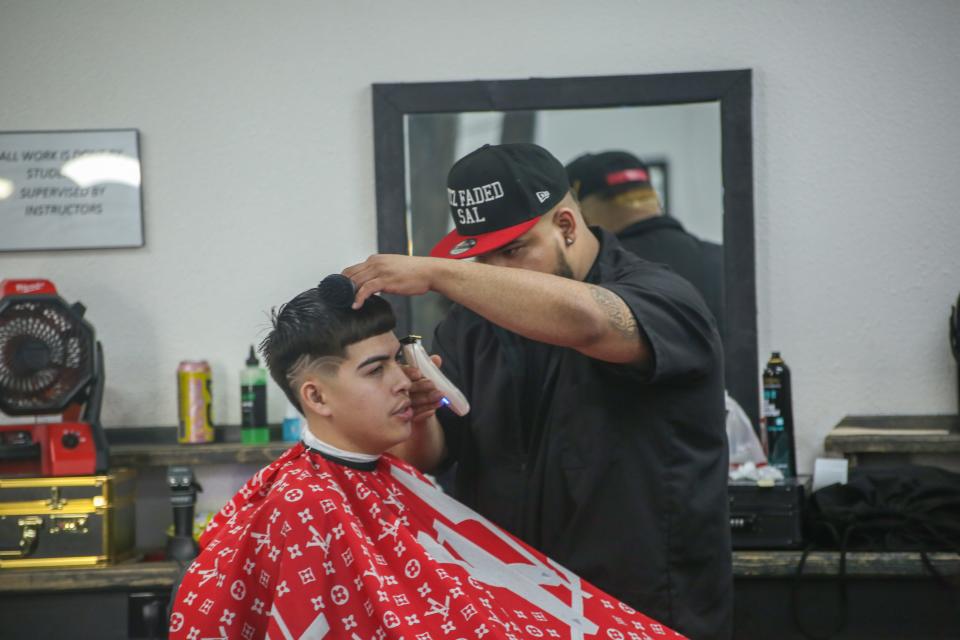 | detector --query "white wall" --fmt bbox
[2,0,959,481]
